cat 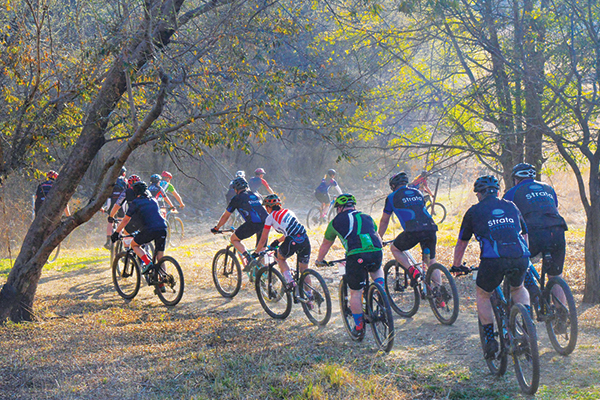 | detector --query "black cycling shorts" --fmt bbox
[393,230,437,259]
[134,228,168,252]
[346,251,383,291]
[476,257,528,293]
[315,191,330,205]
[276,234,311,265]
[235,221,264,245]
[528,227,566,276]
